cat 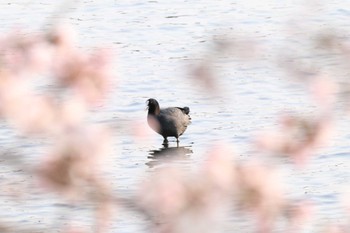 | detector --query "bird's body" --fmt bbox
[147,98,191,144]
